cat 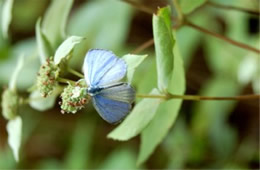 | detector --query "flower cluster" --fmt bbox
[60,79,89,114]
[36,58,60,97]
[1,89,19,120]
